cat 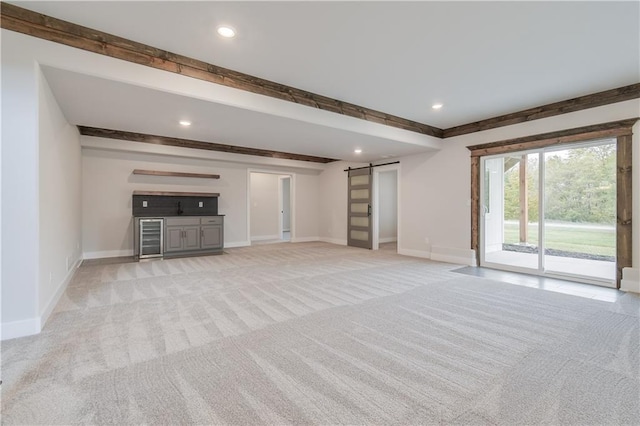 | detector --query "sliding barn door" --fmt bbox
[347,167,372,249]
